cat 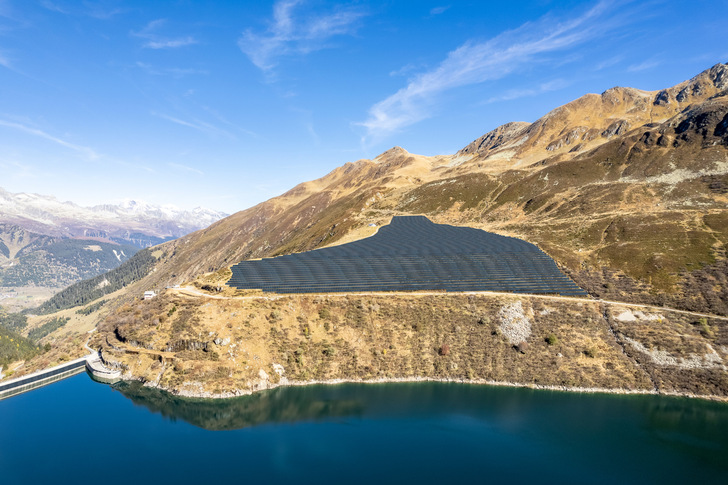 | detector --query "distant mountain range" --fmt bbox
[0,223,139,289]
[0,188,227,248]
[0,188,227,290]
